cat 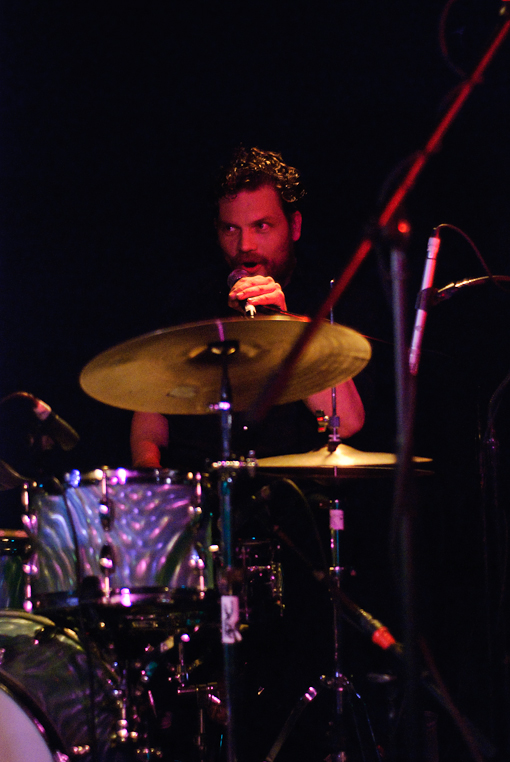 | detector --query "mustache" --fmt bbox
[233,256,267,266]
